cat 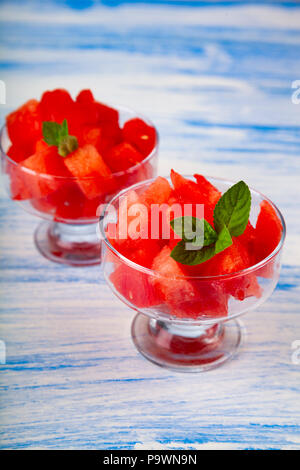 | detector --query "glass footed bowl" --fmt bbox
[100,176,286,372]
[0,106,158,266]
